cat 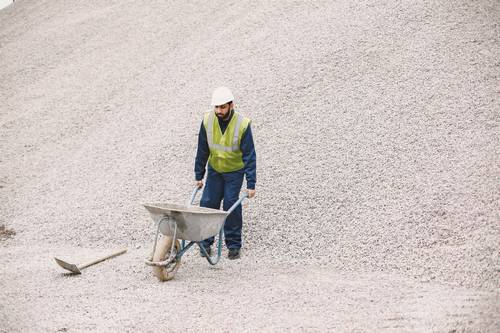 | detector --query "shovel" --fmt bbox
[54,249,127,274]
